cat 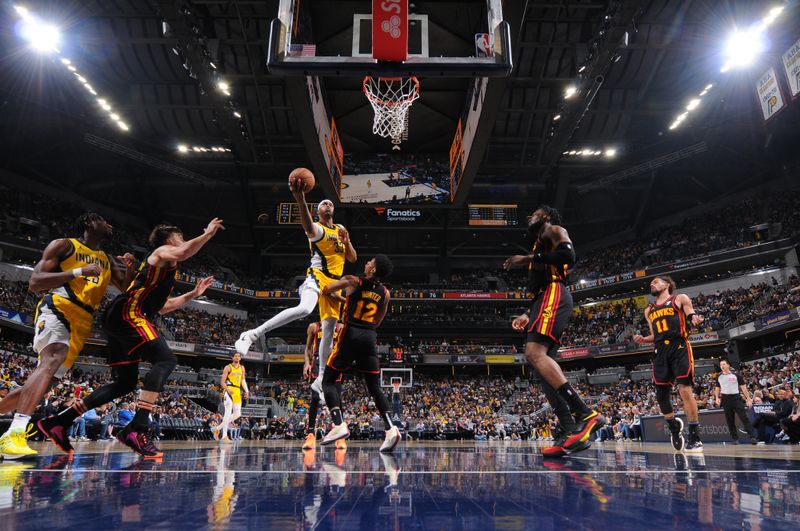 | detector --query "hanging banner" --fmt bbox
[782,37,800,99]
[755,67,786,121]
[372,0,408,61]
